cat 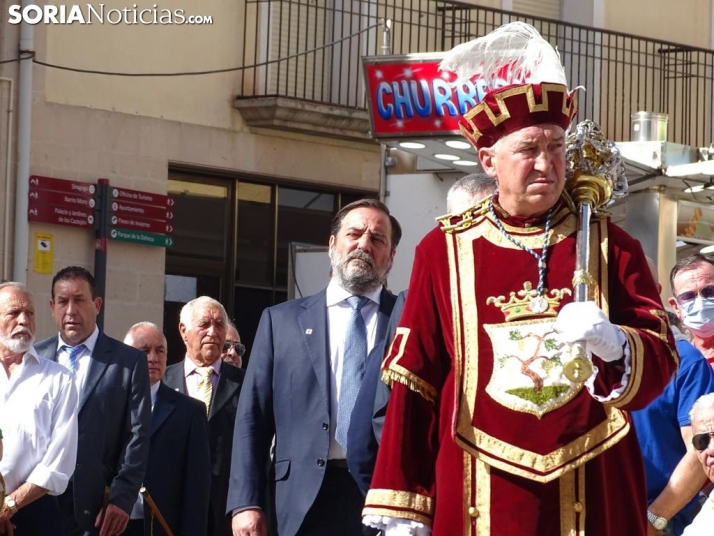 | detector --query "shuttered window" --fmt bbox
[512,0,561,20]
